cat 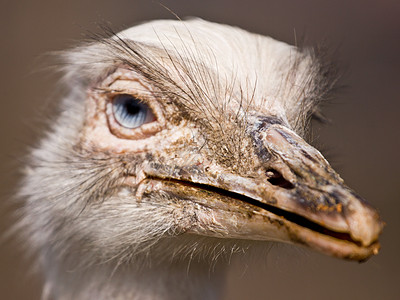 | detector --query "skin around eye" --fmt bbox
[96,73,167,141]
